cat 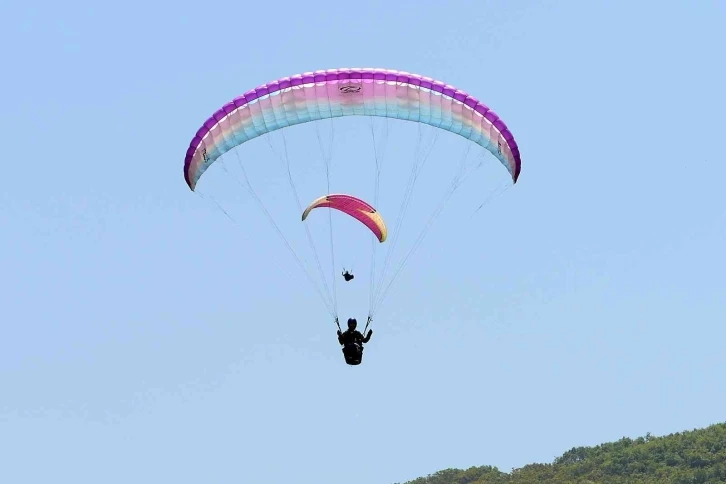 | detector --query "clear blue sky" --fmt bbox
[1,1,724,483]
